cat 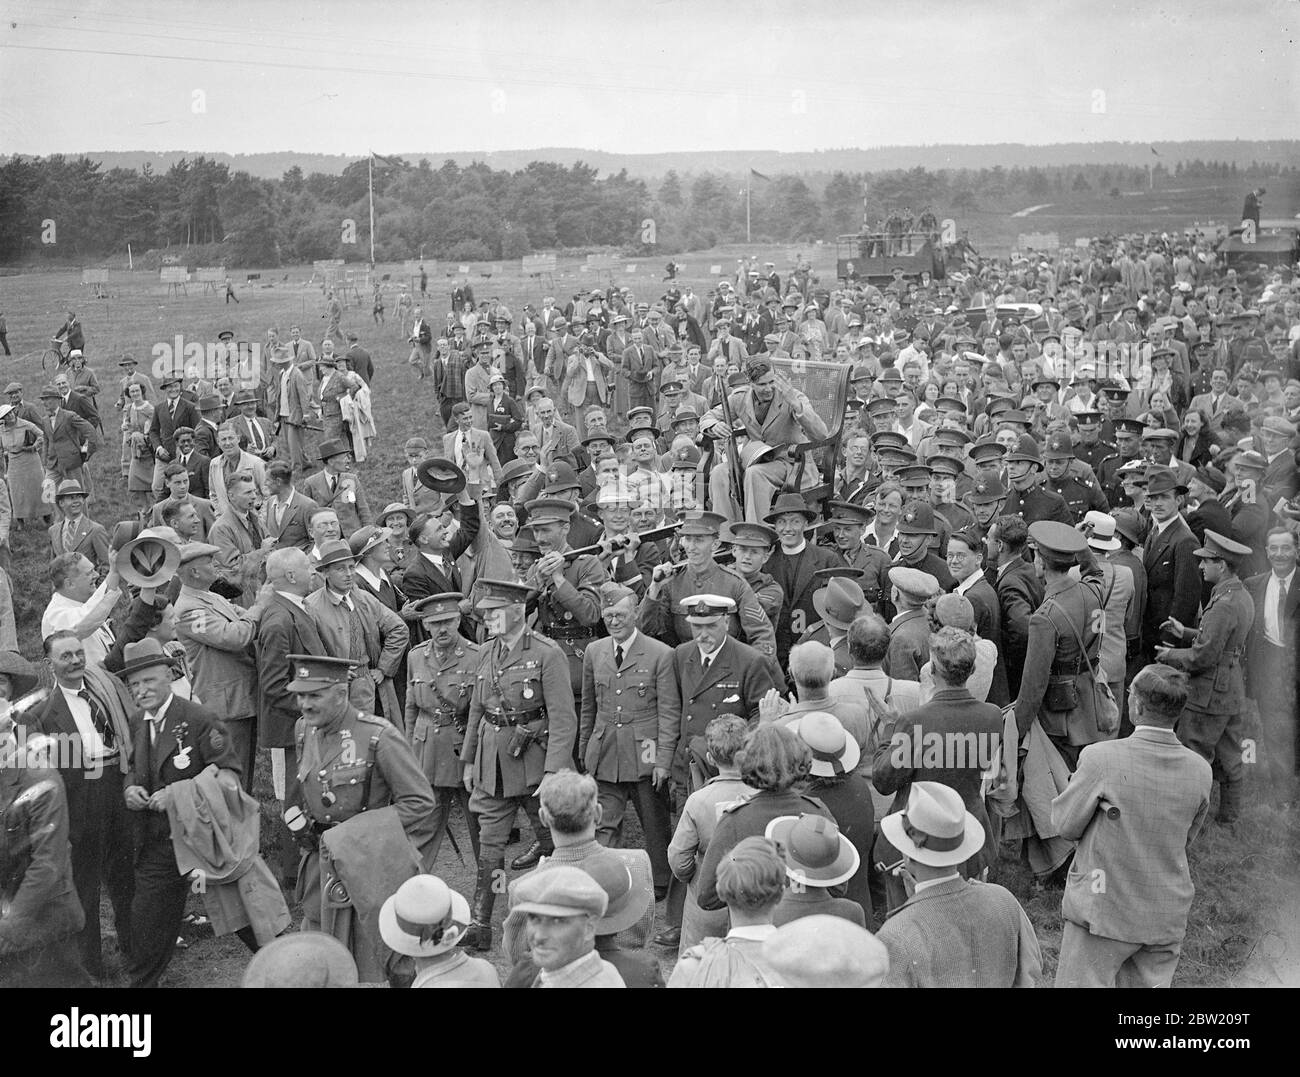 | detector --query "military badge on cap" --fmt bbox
[681,594,737,621]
